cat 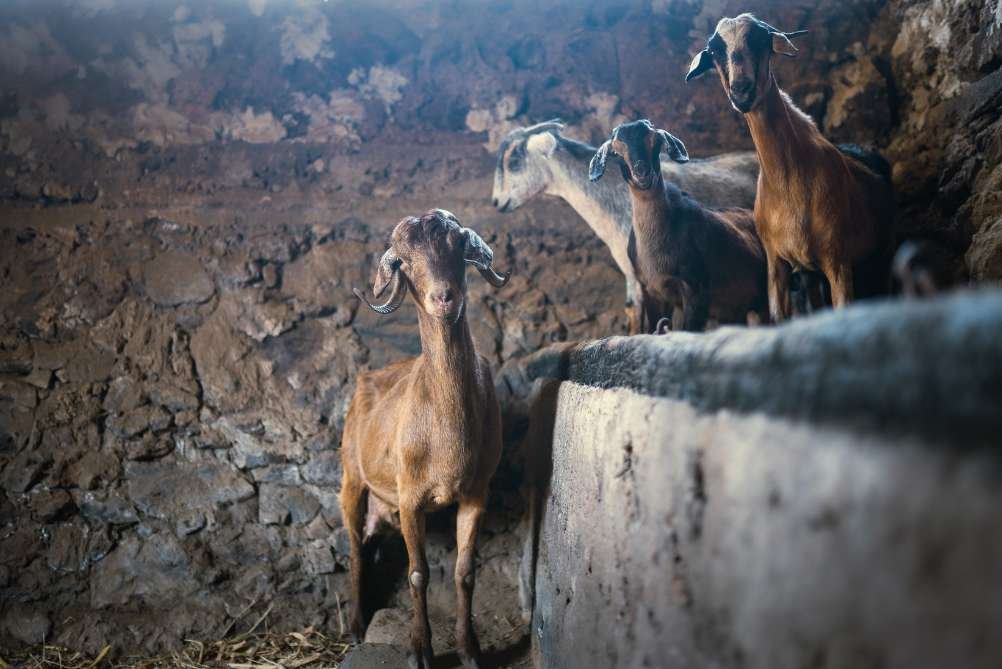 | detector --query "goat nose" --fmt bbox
[732,80,753,96]
[432,288,454,305]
